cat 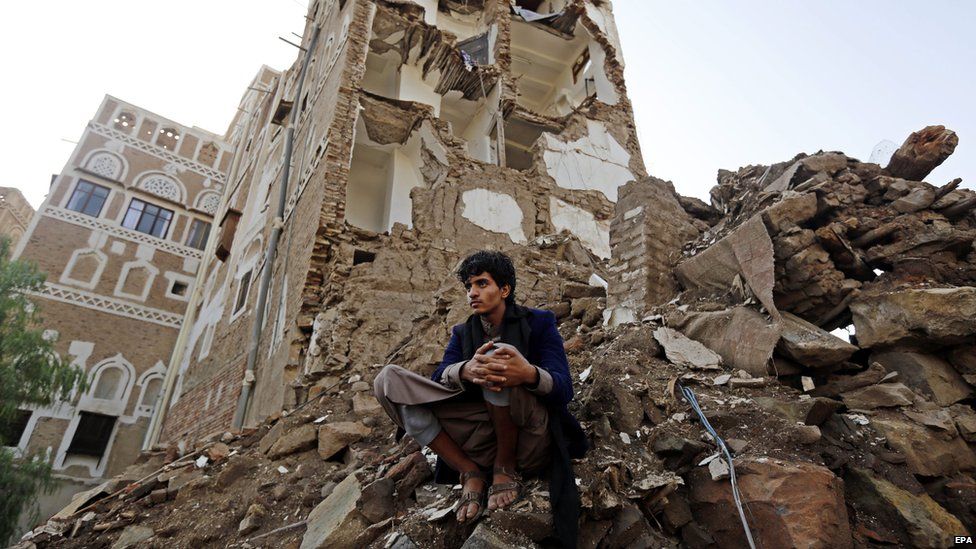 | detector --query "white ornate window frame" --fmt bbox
[80,149,129,182]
